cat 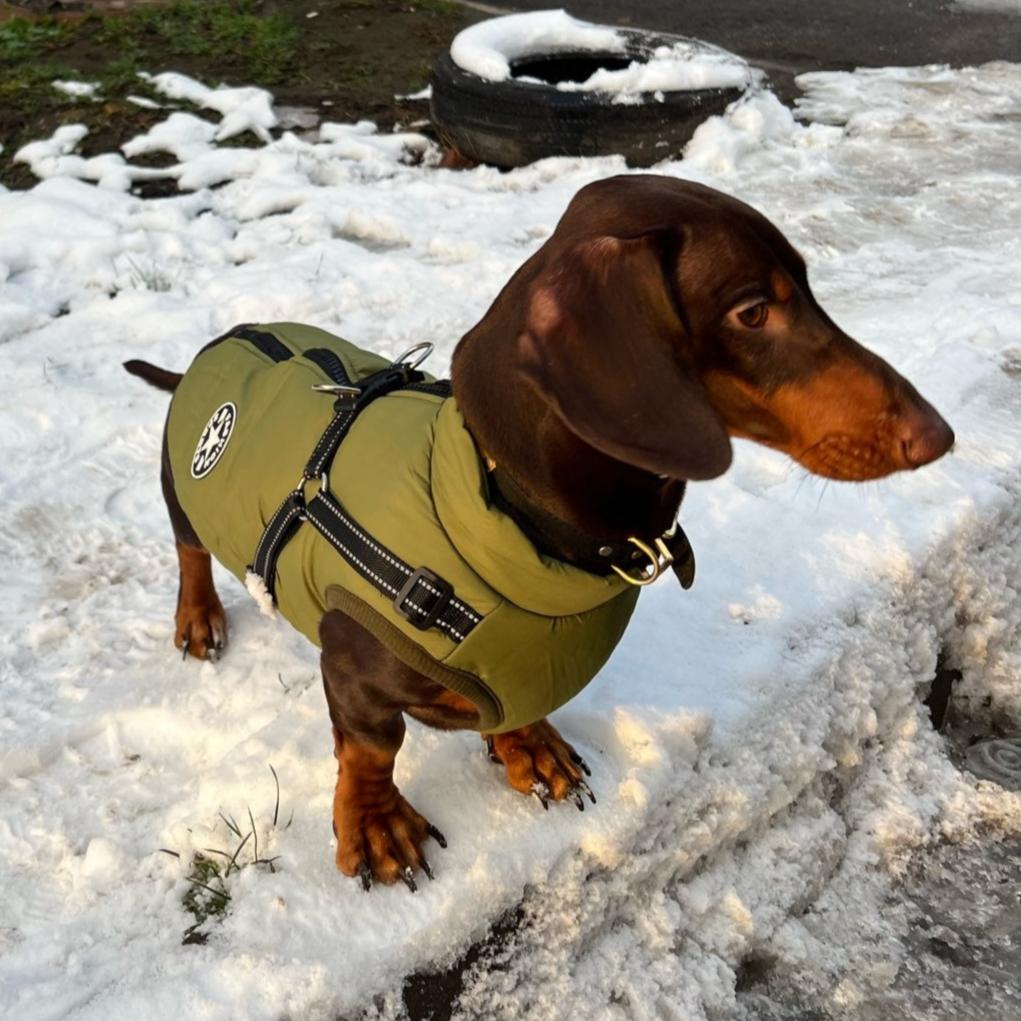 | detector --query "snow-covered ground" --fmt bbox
[1,61,1020,1021]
